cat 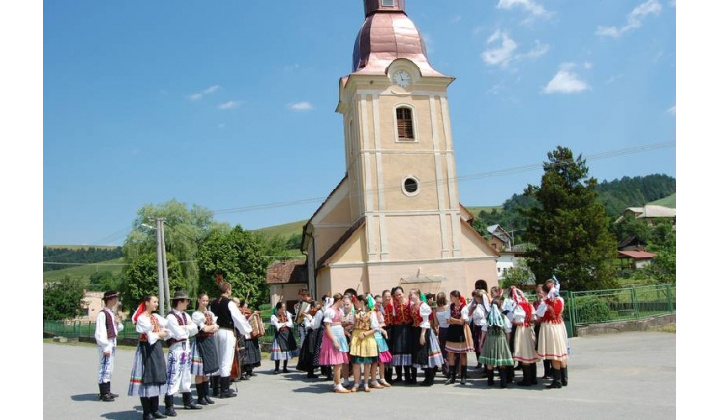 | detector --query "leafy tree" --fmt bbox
[43,275,86,320]
[86,271,121,292]
[121,252,183,312]
[500,258,536,289]
[522,146,618,291]
[197,226,272,308]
